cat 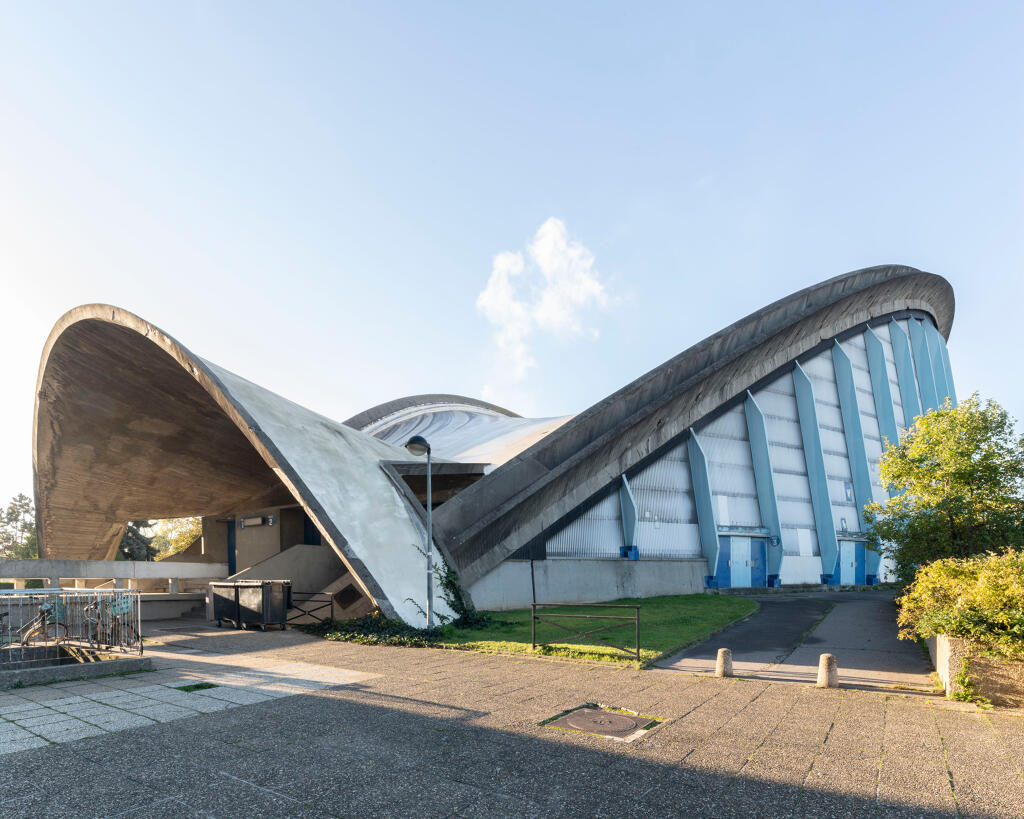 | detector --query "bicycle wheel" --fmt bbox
[22,620,68,646]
